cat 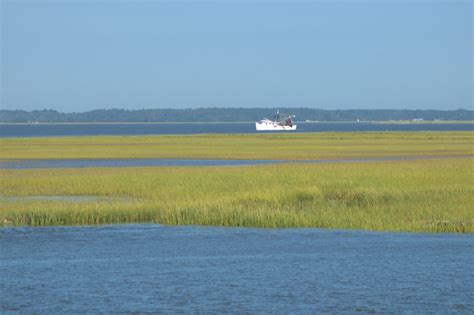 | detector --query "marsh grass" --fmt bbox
[1,131,472,160]
[1,159,472,232]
